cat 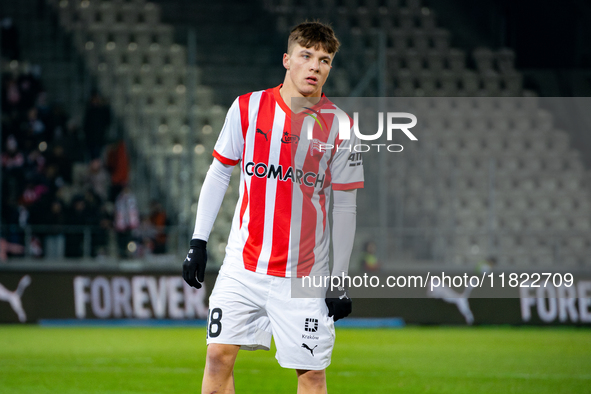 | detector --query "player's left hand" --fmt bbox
[326,287,352,322]
[182,239,207,289]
